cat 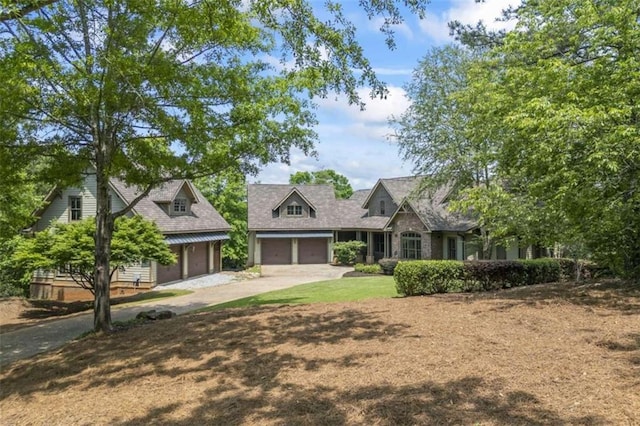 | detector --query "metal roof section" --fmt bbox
[164,232,230,245]
[256,231,333,239]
